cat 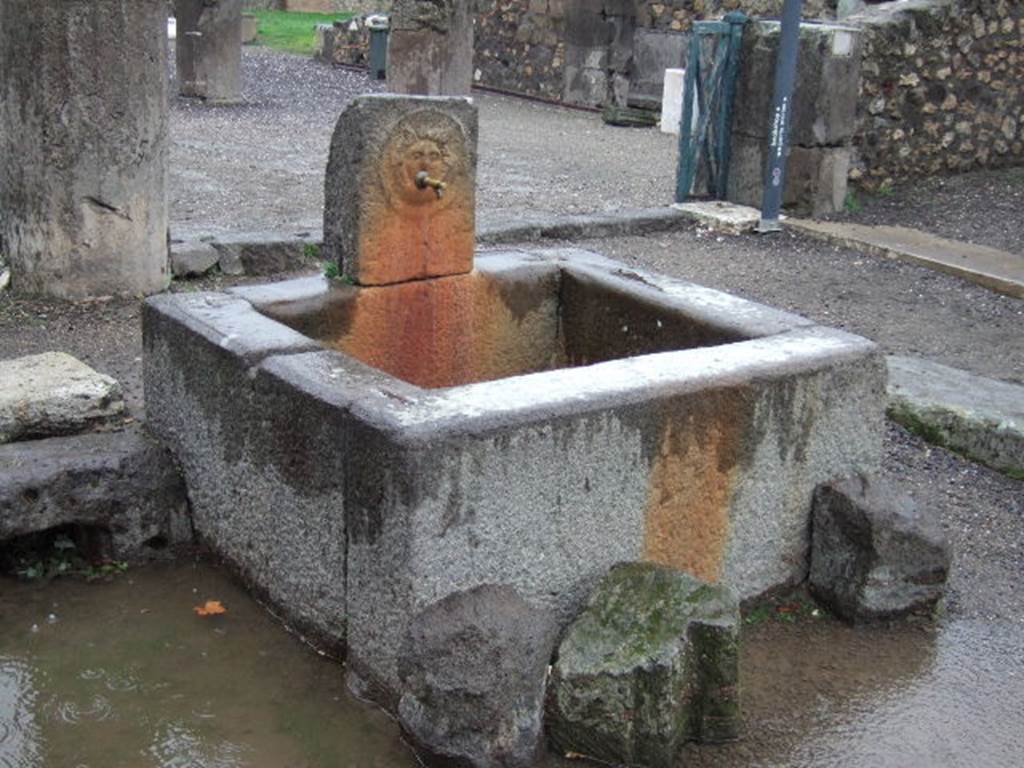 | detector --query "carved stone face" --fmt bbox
[380,111,465,209]
[401,138,447,205]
